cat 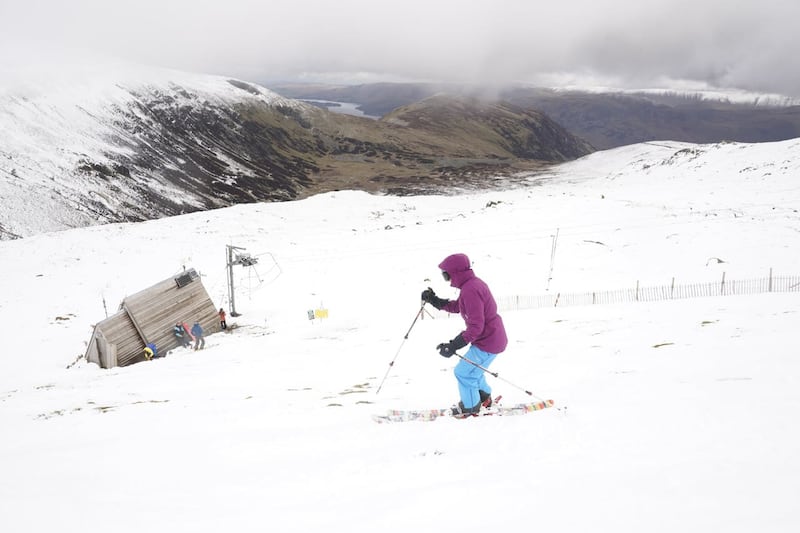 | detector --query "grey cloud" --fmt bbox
[2,0,799,97]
